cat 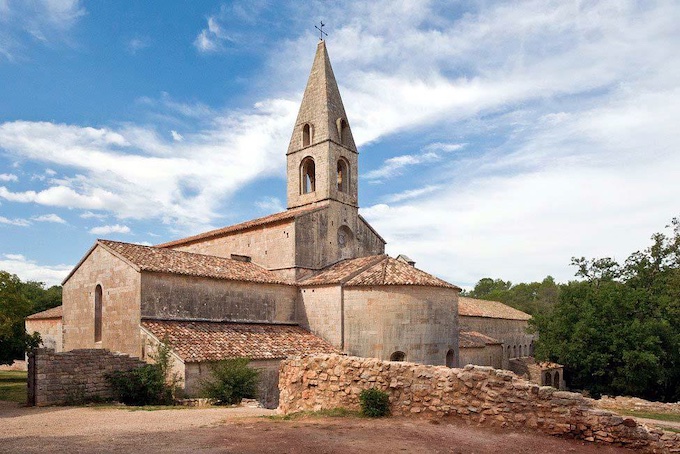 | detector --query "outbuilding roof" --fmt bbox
[156,202,328,249]
[458,296,531,321]
[141,319,339,363]
[26,305,63,320]
[459,330,502,348]
[96,240,291,285]
[300,255,460,290]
